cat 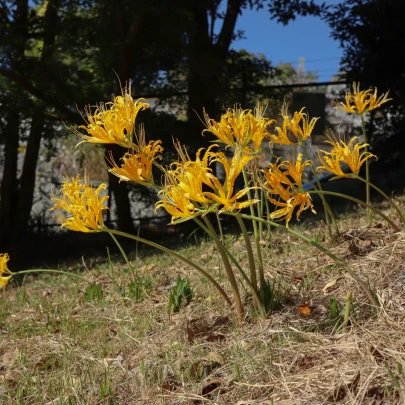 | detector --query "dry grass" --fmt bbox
[1,197,405,404]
